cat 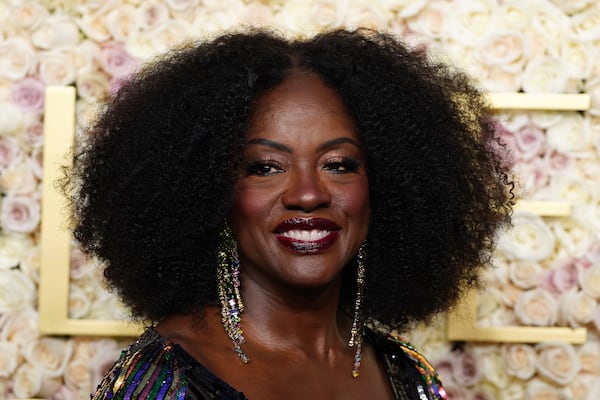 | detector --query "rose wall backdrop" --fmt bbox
[1,0,600,398]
